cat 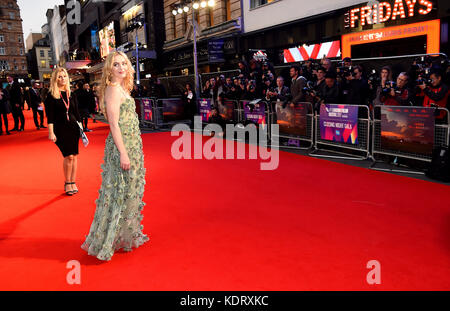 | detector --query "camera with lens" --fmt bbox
[368,69,381,87]
[248,80,256,91]
[302,81,317,96]
[382,81,399,95]
[337,65,353,79]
